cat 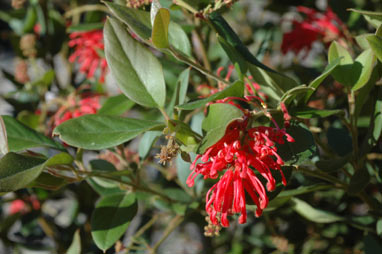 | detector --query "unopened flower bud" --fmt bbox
[12,0,26,9]
[14,59,29,83]
[20,34,37,58]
